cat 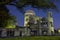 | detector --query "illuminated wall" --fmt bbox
[24,10,35,27]
[47,12,54,34]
